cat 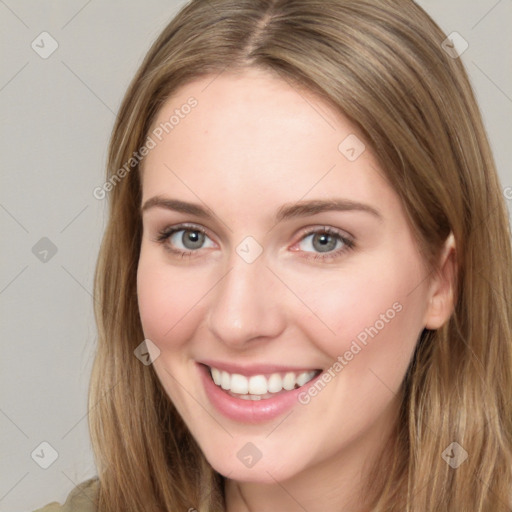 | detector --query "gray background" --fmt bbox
[1,1,511,510]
